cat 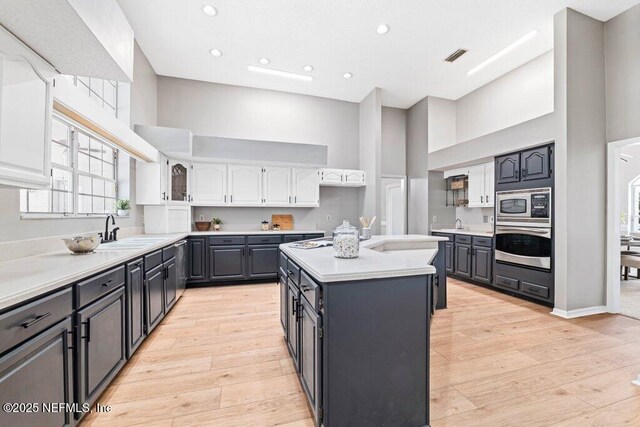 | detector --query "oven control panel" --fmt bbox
[531,193,550,218]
